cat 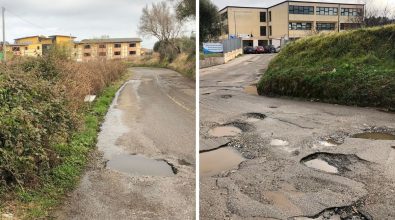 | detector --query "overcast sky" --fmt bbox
[213,0,395,14]
[0,0,195,48]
